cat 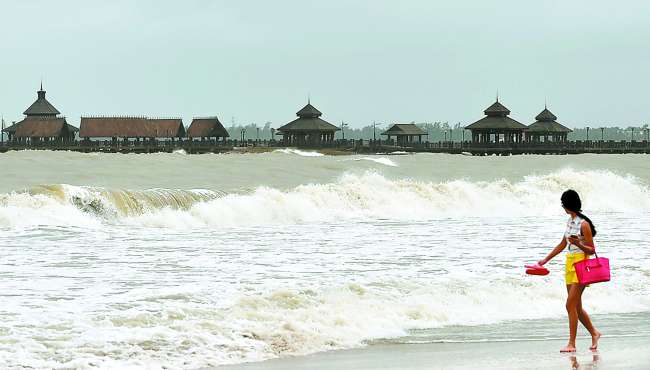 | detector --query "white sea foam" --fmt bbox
[1,169,649,229]
[0,191,103,229]
[1,274,648,369]
[273,148,324,157]
[125,168,650,228]
[346,156,398,167]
